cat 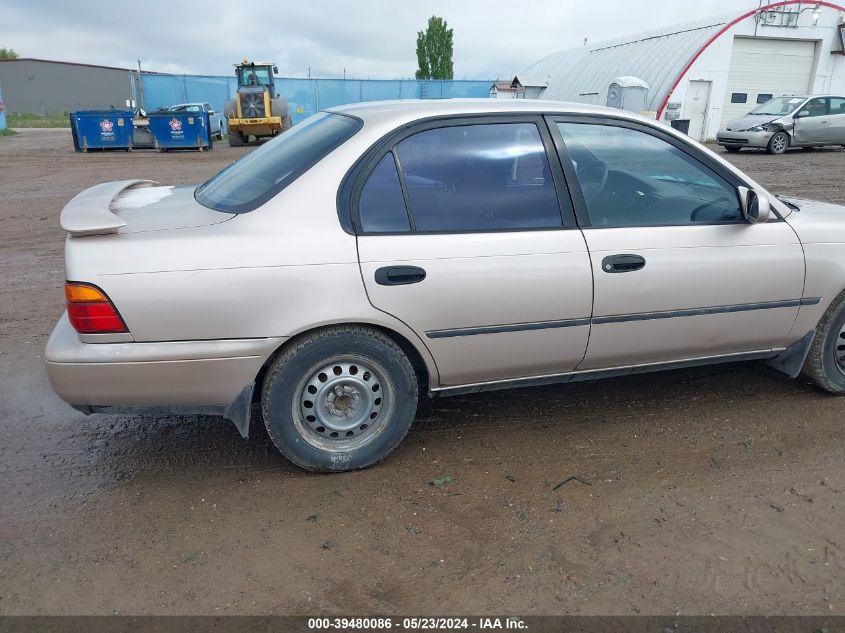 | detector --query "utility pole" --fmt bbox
[136,59,145,111]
